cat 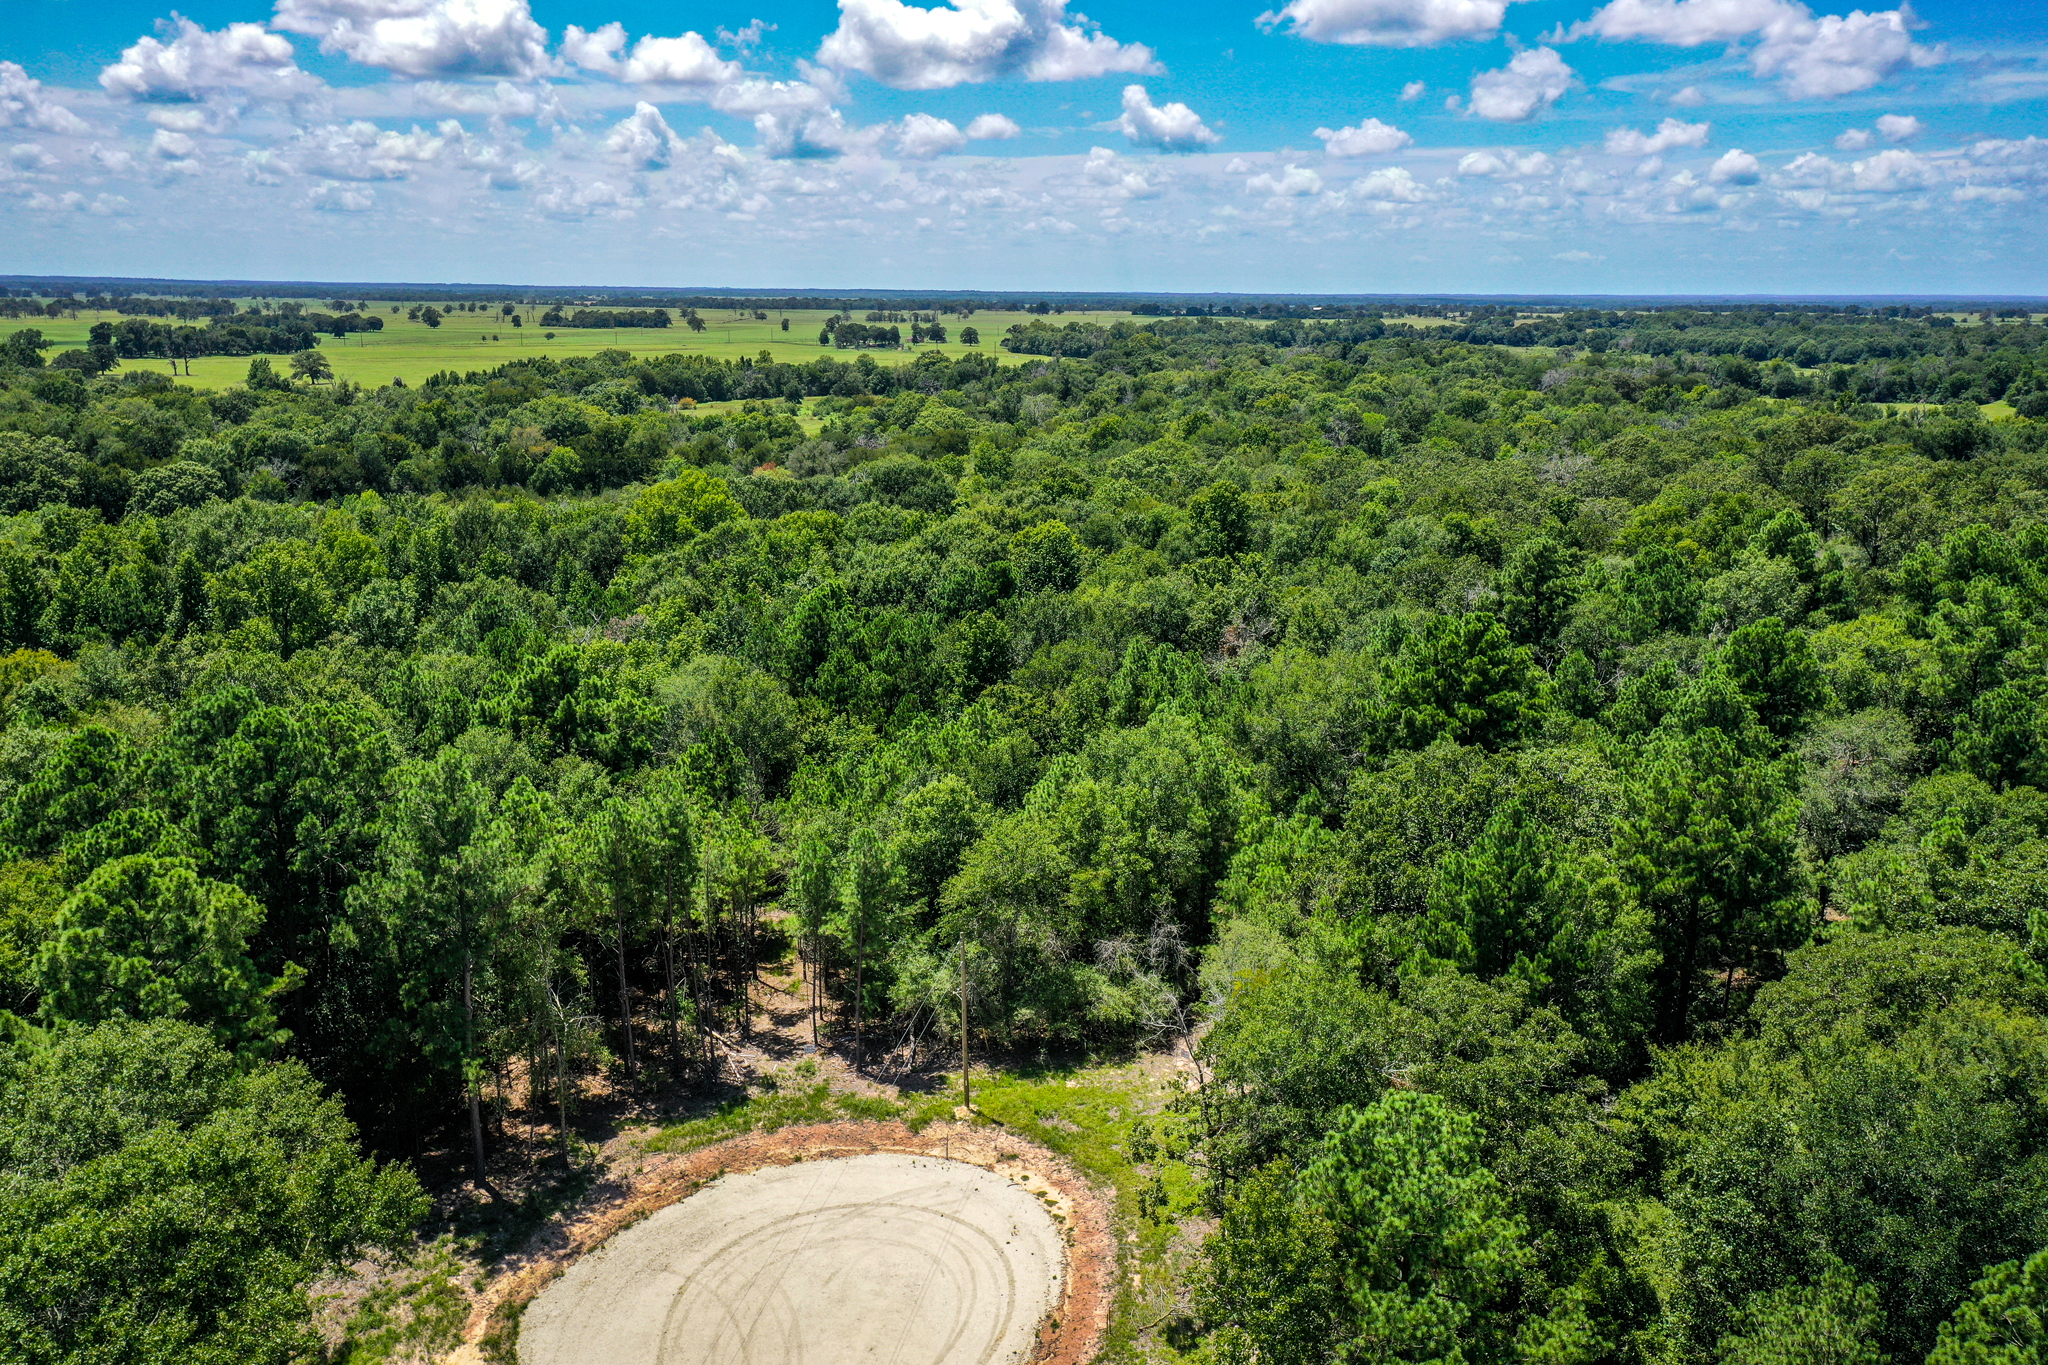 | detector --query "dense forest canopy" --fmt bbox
[3,305,2048,1364]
